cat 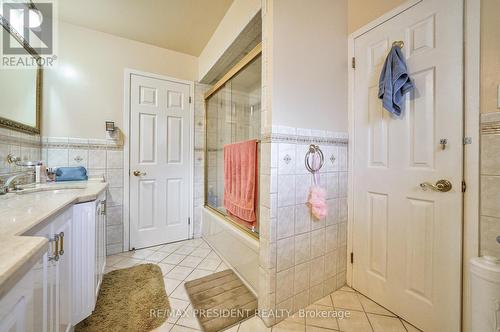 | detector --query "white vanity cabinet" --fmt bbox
[29,207,73,332]
[0,189,107,332]
[71,192,106,325]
